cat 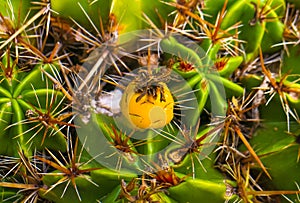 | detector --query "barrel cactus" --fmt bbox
[0,0,299,202]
